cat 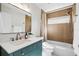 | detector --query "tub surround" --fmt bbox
[0,36,43,56]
